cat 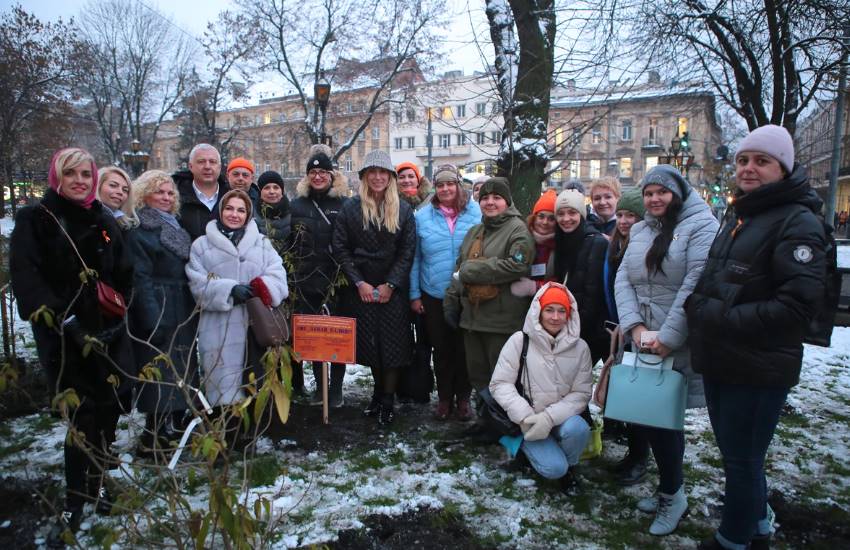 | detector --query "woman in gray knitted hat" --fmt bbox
[332,150,417,424]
